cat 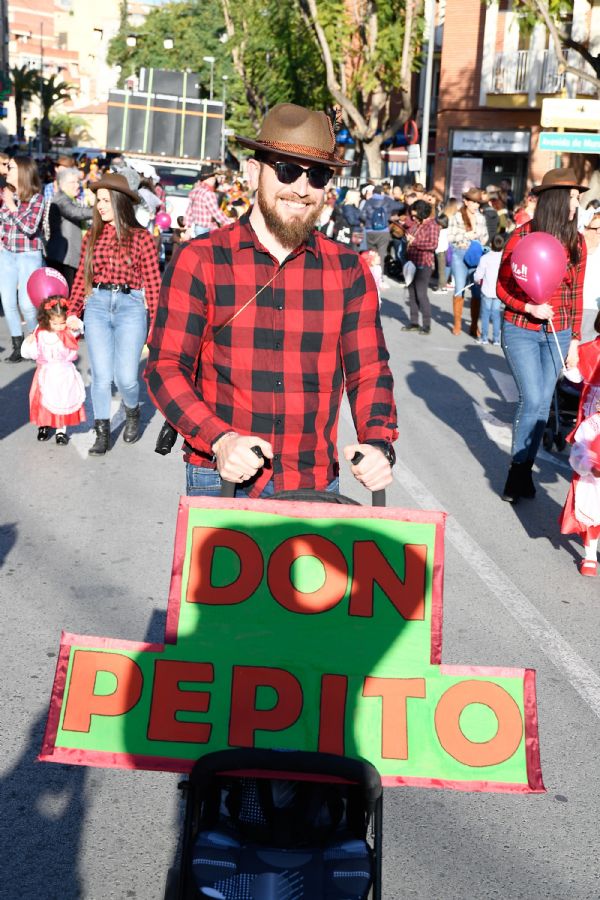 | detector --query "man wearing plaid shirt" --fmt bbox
[147,103,397,498]
[183,169,230,238]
